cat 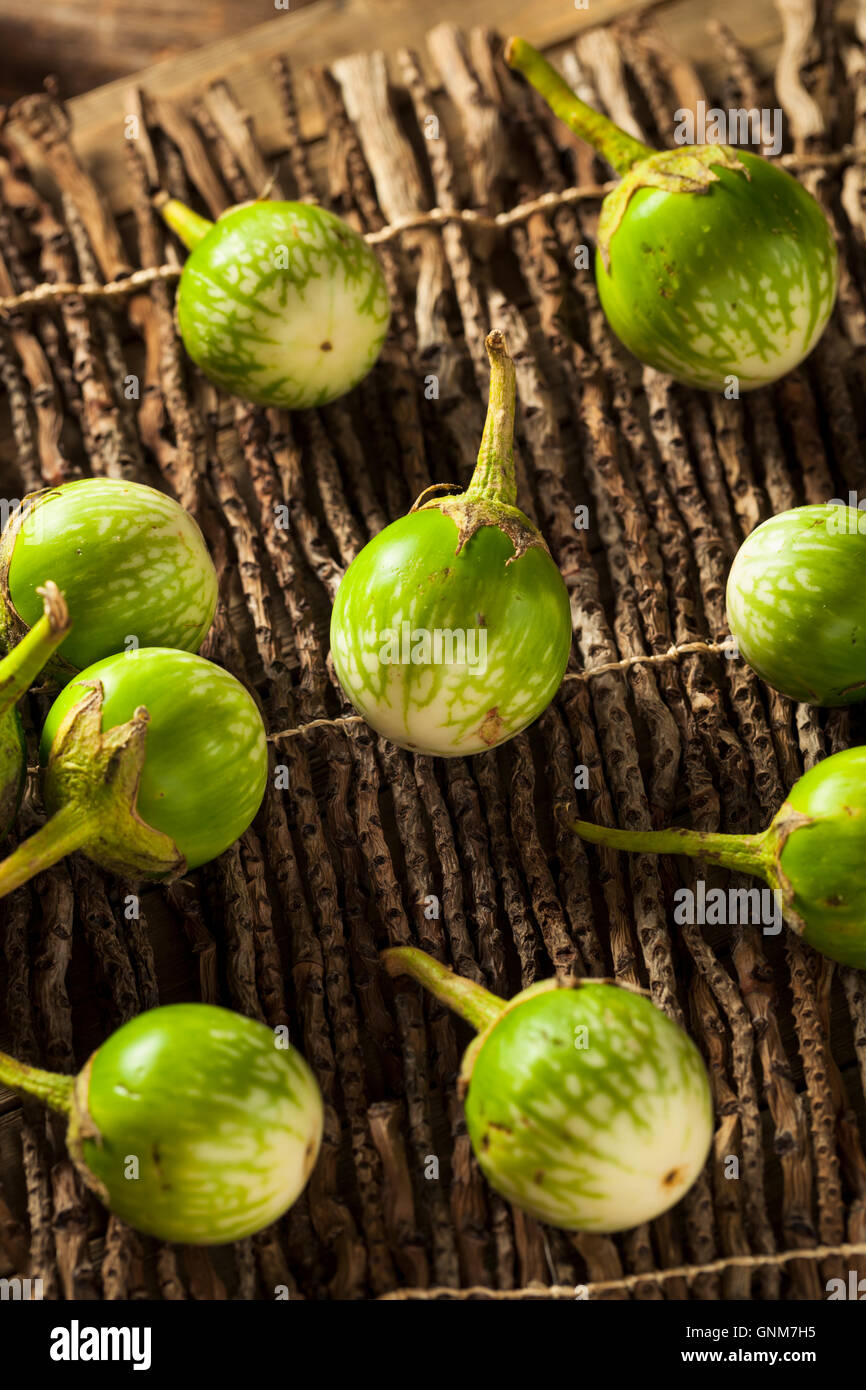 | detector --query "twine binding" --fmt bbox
[377,1239,866,1299]
[269,638,738,742]
[1,139,865,315]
